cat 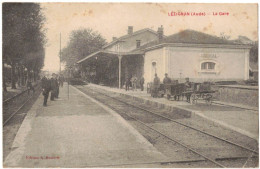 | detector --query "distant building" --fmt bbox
[77,26,252,88]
